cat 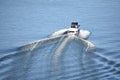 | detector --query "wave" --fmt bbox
[0,34,96,80]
